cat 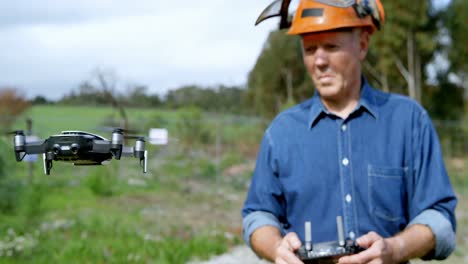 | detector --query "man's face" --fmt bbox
[302,29,369,102]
